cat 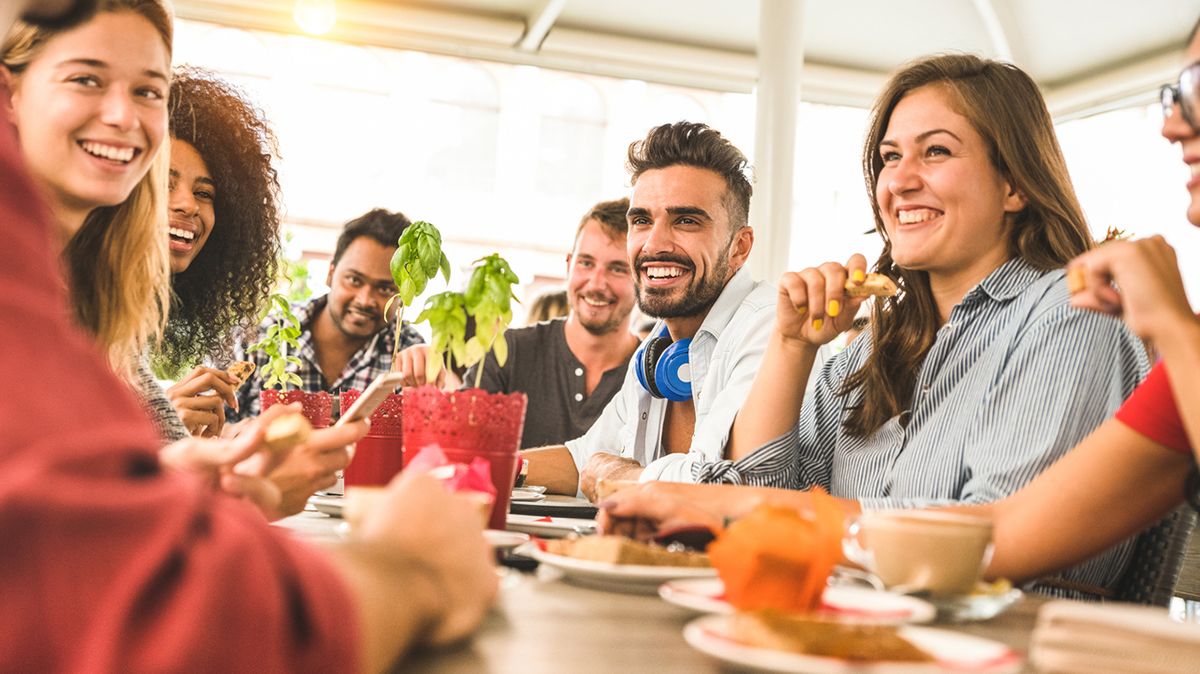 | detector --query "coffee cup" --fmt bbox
[843,510,993,596]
